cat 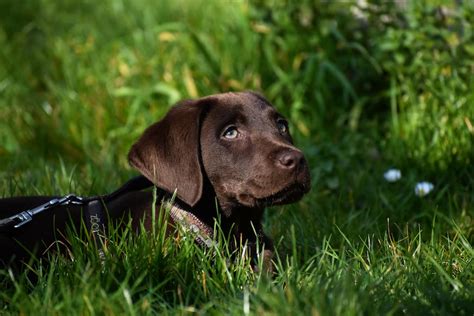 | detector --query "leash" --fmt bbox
[0,176,153,257]
[0,194,84,231]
